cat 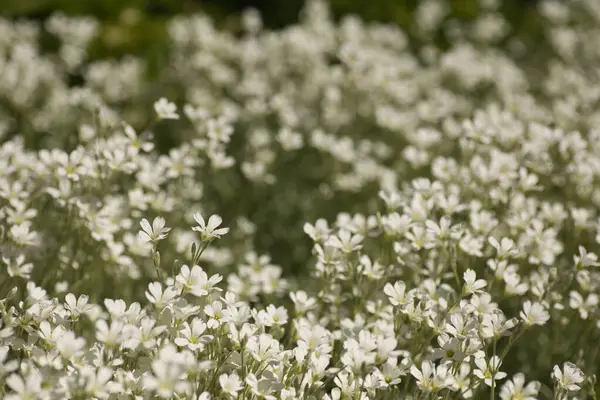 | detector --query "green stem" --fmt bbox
[499,325,525,362]
[490,339,497,400]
